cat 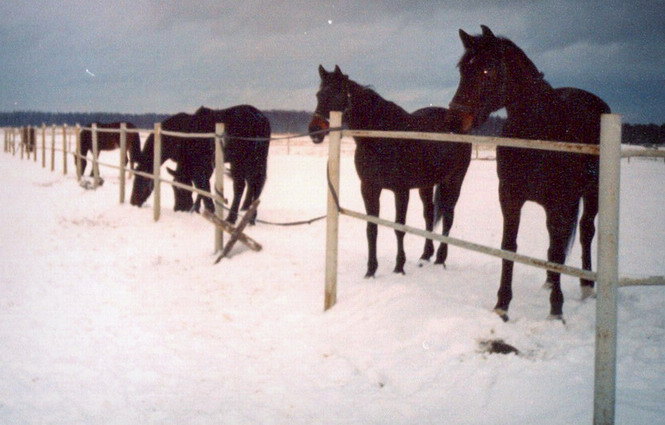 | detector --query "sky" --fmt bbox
[1,0,664,124]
